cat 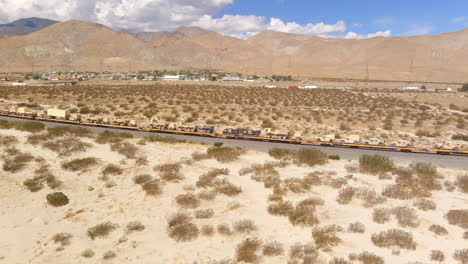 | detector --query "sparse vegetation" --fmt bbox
[446,209,468,229]
[359,154,395,175]
[46,192,69,207]
[453,249,468,264]
[262,241,283,256]
[233,219,258,233]
[371,229,416,250]
[175,193,200,209]
[430,250,445,262]
[167,212,199,242]
[235,237,262,263]
[429,224,448,236]
[62,157,99,172]
[87,222,117,240]
[126,221,145,233]
[312,225,342,249]
[194,208,214,219]
[81,249,95,258]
